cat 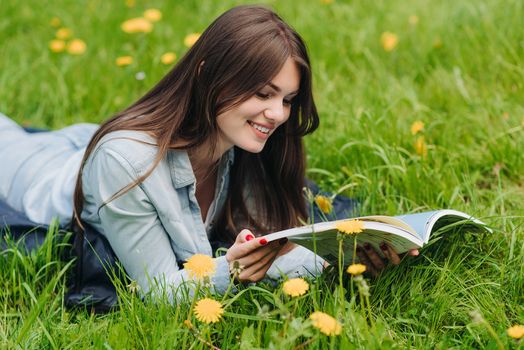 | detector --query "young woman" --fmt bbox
[0,5,415,301]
